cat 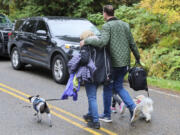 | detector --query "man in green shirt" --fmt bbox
[80,5,141,124]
